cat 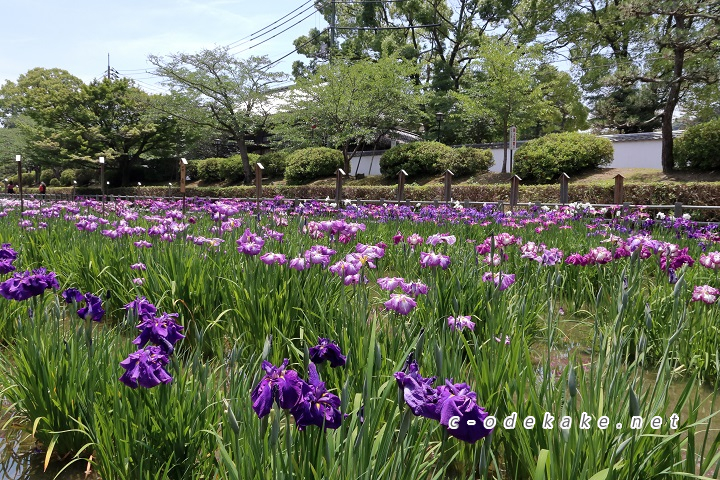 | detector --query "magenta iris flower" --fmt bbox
[385,293,417,315]
[260,252,287,265]
[309,338,347,367]
[448,315,475,331]
[290,363,342,430]
[699,252,720,269]
[692,285,720,304]
[419,252,451,269]
[133,240,153,248]
[406,233,424,250]
[481,272,516,291]
[401,280,429,297]
[236,228,265,255]
[329,260,361,277]
[119,346,173,389]
[288,257,309,271]
[0,268,59,301]
[377,277,405,291]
